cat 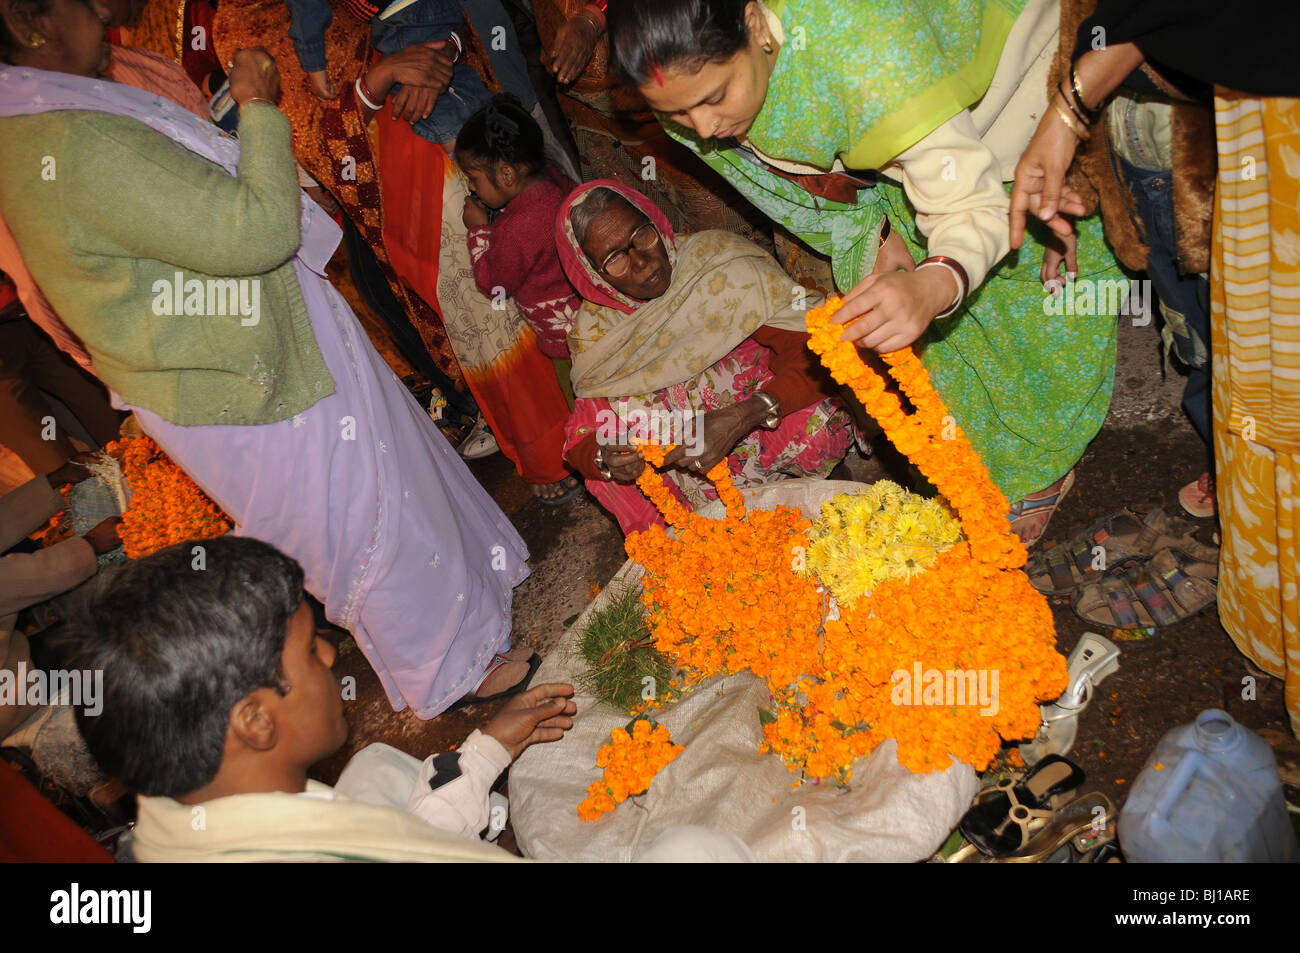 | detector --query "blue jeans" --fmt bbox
[1118,156,1212,449]
[371,1,492,144]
